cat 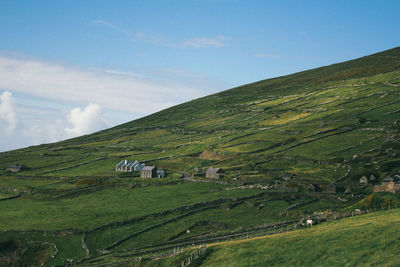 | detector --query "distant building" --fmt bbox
[5,164,28,173]
[141,166,157,178]
[156,169,165,178]
[359,176,368,185]
[115,160,144,172]
[374,176,400,194]
[206,167,224,179]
